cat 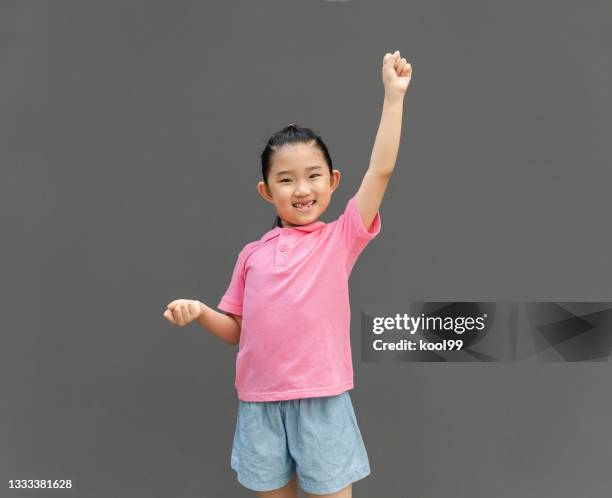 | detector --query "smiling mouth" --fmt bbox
[293,200,316,212]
